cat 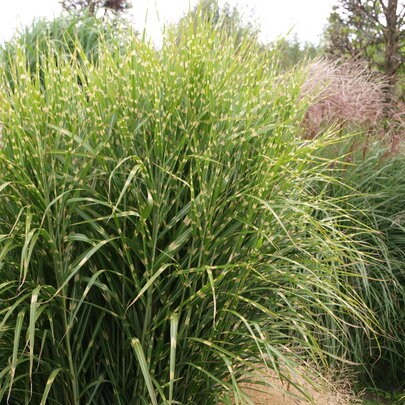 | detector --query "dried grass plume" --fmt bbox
[302,58,387,136]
